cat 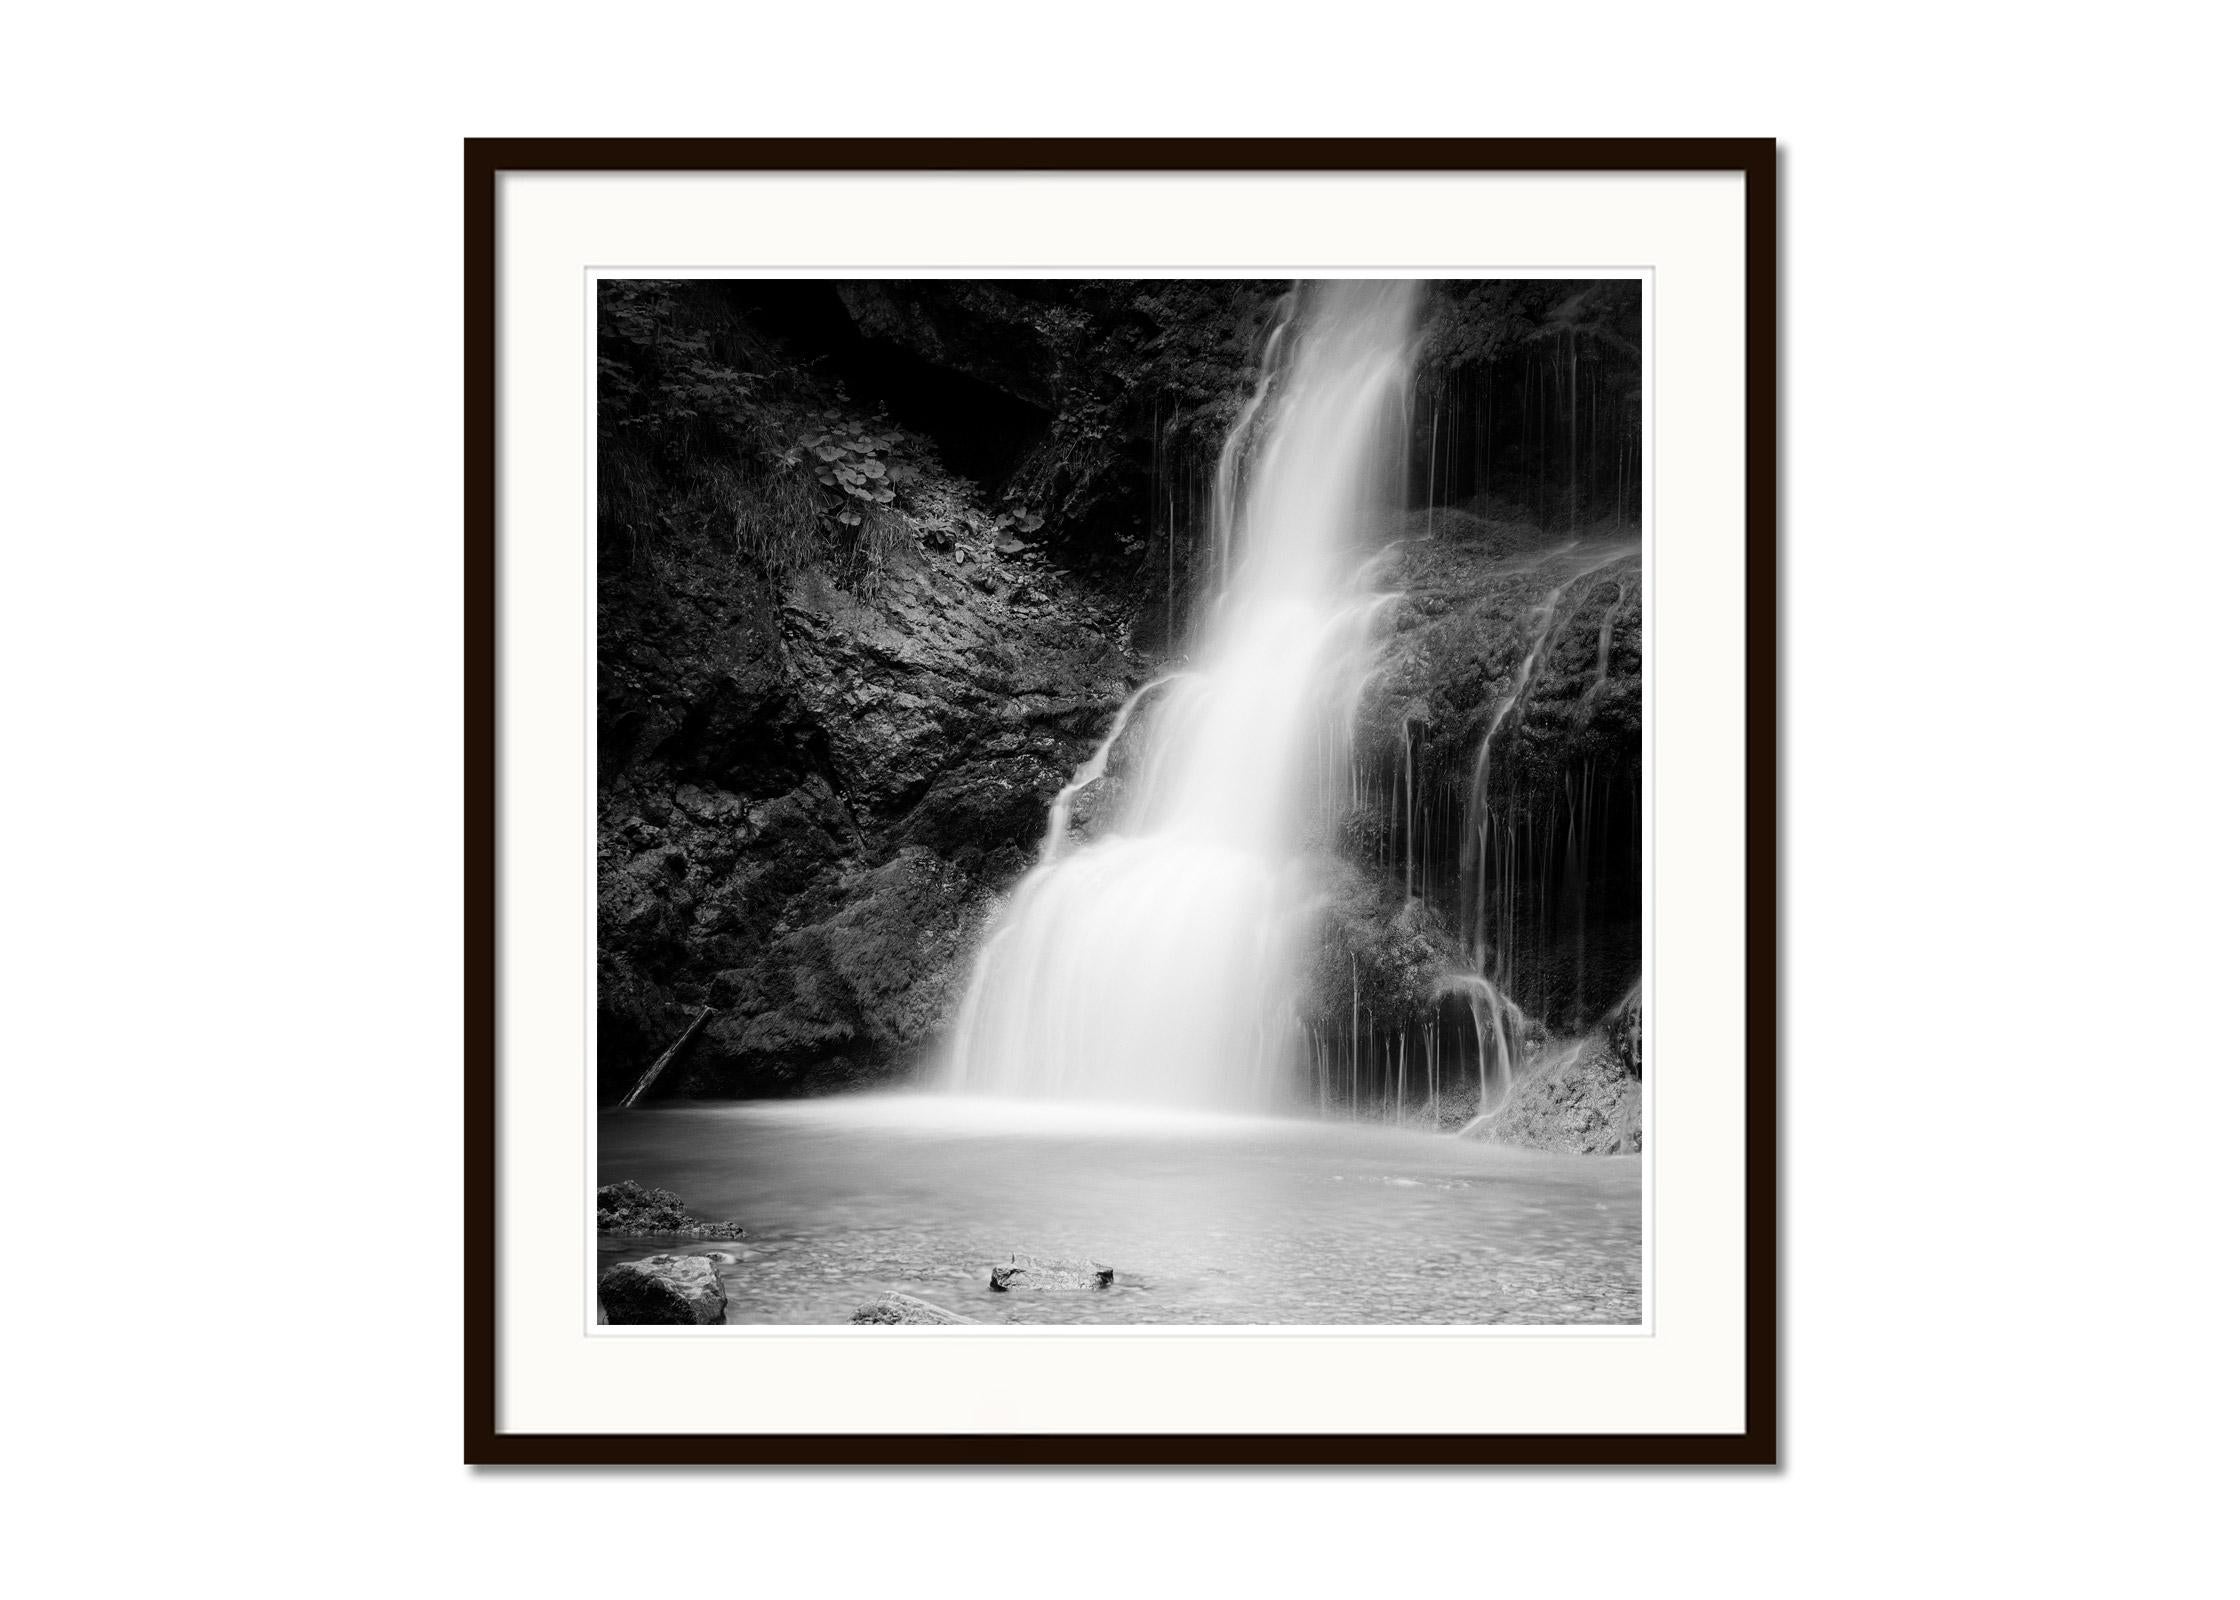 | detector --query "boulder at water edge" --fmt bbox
[850,1292,977,1325]
[594,1179,748,1239]
[989,1253,1114,1292]
[597,1253,727,1325]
